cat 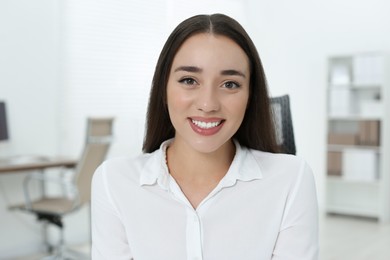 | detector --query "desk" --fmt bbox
[0,156,77,174]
